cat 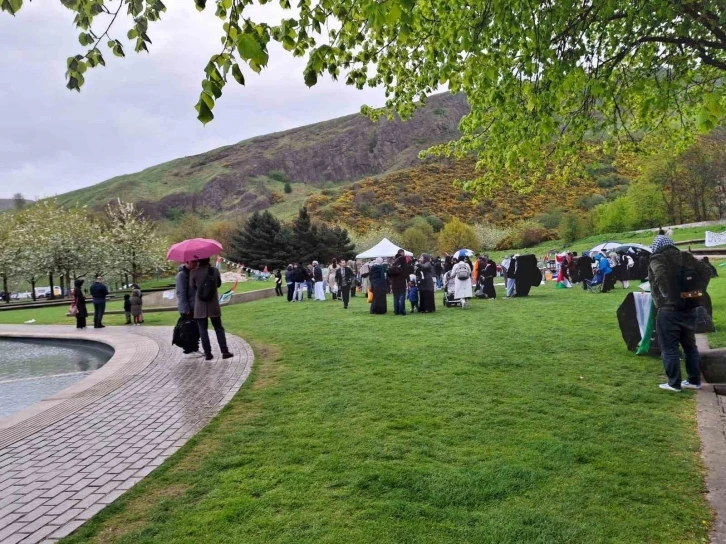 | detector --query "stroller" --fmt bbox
[442,271,463,307]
